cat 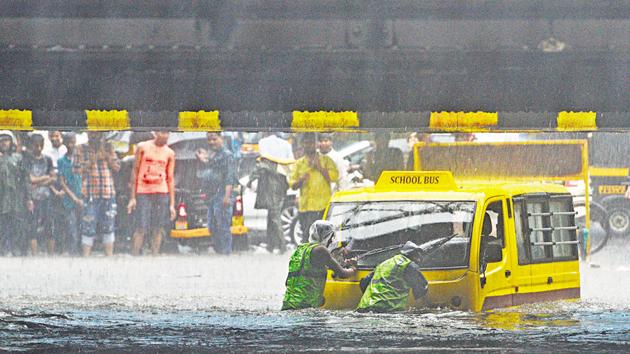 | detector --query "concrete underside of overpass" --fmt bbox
[1,0,629,117]
[1,50,629,113]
